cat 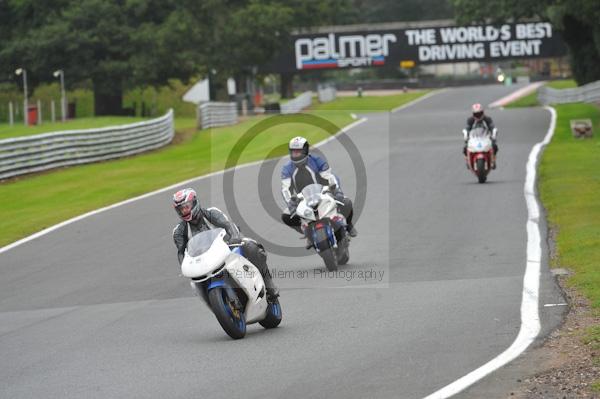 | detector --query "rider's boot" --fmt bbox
[346,224,358,237]
[264,272,279,302]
